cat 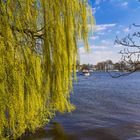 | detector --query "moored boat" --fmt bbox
[82,69,90,76]
[83,72,90,76]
